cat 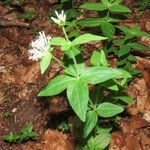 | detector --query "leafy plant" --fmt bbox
[3,122,36,143]
[35,8,130,147]
[79,0,150,77]
[20,12,34,20]
[3,110,12,118]
[3,132,20,143]
[135,0,150,10]
[27,1,150,148]
[57,121,69,132]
